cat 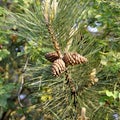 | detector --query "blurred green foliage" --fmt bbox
[0,77,15,109]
